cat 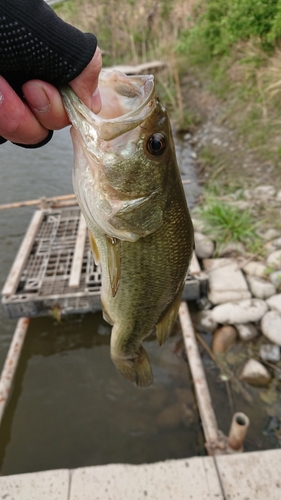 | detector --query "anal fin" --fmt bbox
[156,283,184,346]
